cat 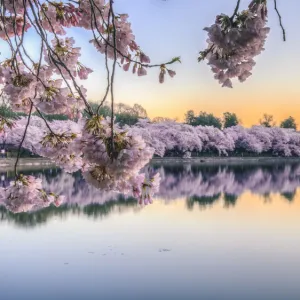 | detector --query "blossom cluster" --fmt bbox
[0,59,87,116]
[0,175,64,213]
[200,0,270,87]
[0,116,14,136]
[0,0,177,96]
[0,16,31,40]
[77,115,158,203]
